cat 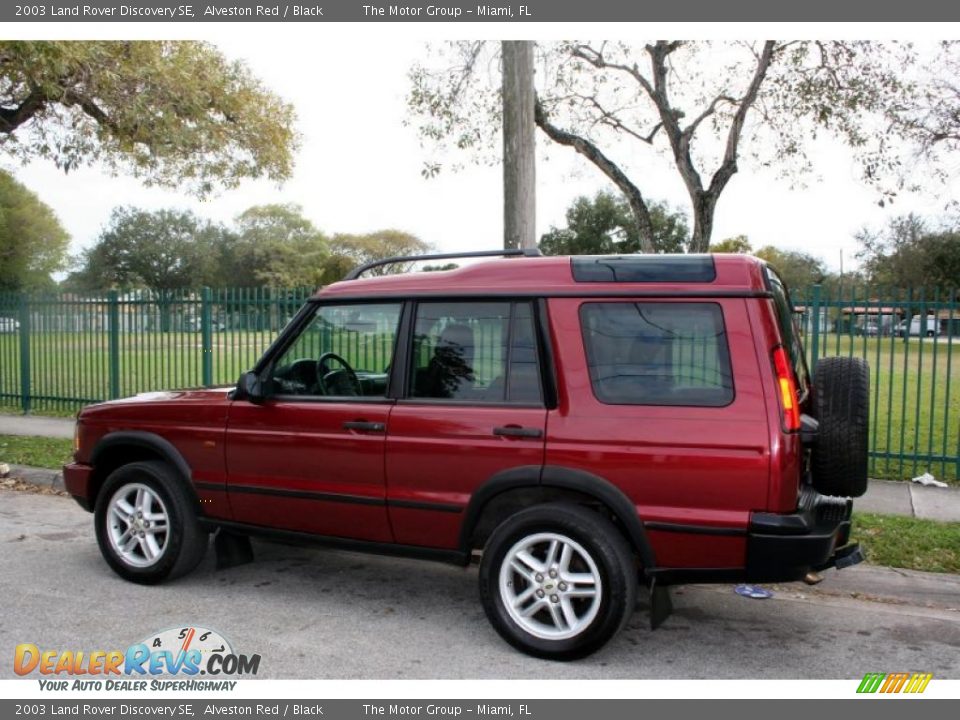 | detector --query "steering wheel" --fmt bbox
[316,352,362,396]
